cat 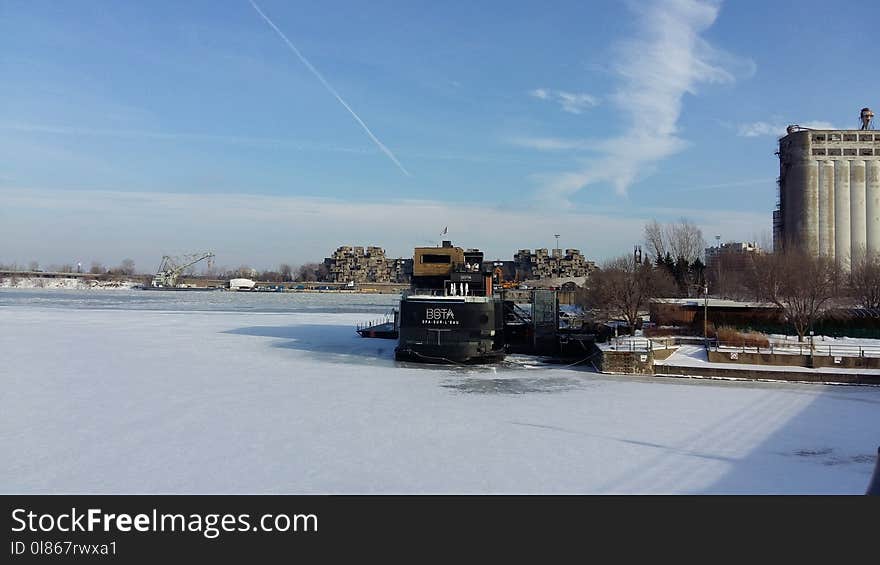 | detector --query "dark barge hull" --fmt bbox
[356,321,399,339]
[394,343,505,364]
[394,295,506,364]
